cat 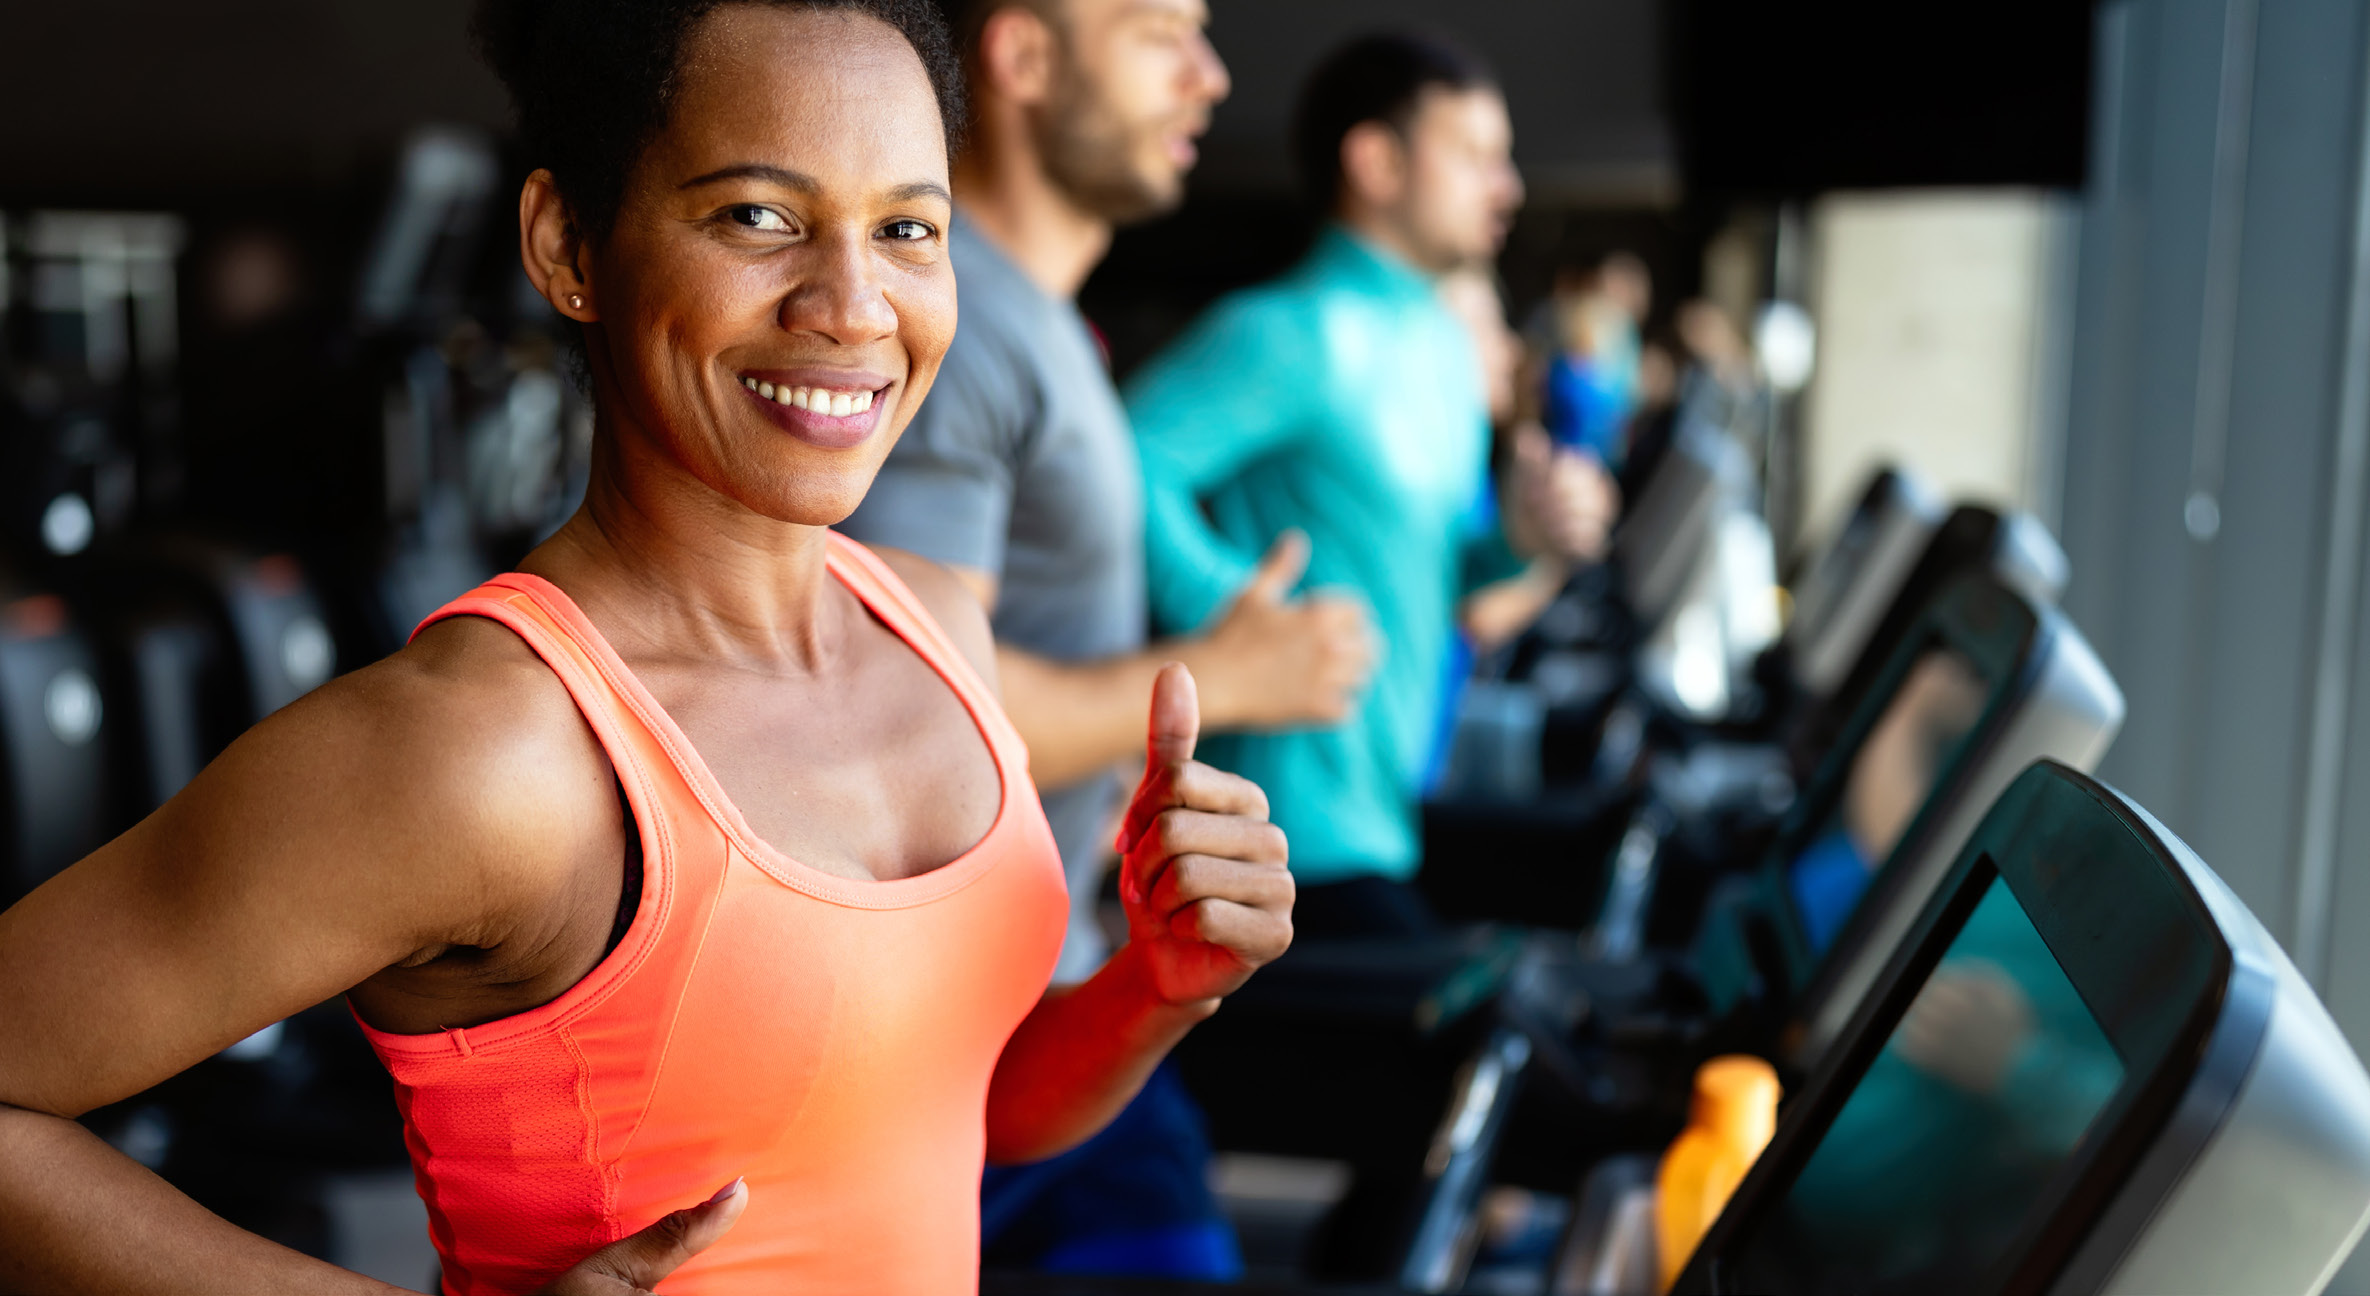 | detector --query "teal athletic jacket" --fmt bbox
[1126,226,1521,886]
